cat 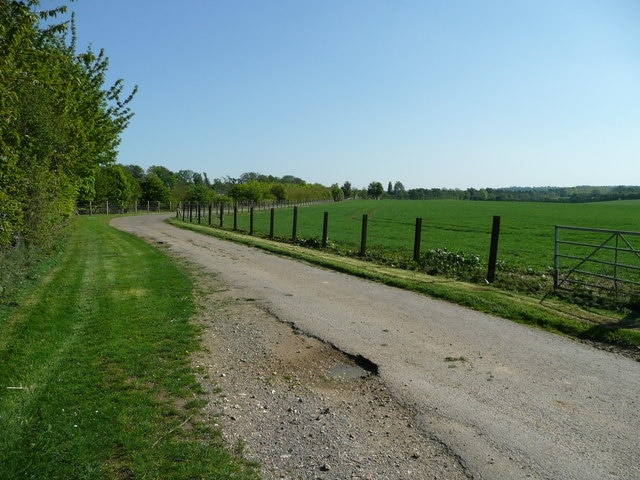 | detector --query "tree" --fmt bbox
[367,182,384,199]
[270,184,286,202]
[330,183,344,201]
[124,164,145,180]
[228,181,262,203]
[94,165,138,210]
[393,181,406,198]
[148,166,176,189]
[387,181,393,195]
[185,184,213,204]
[341,181,352,199]
[140,174,171,203]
